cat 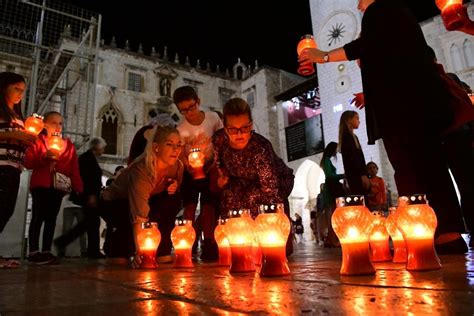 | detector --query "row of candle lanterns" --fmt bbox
[136,203,292,277]
[332,194,441,276]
